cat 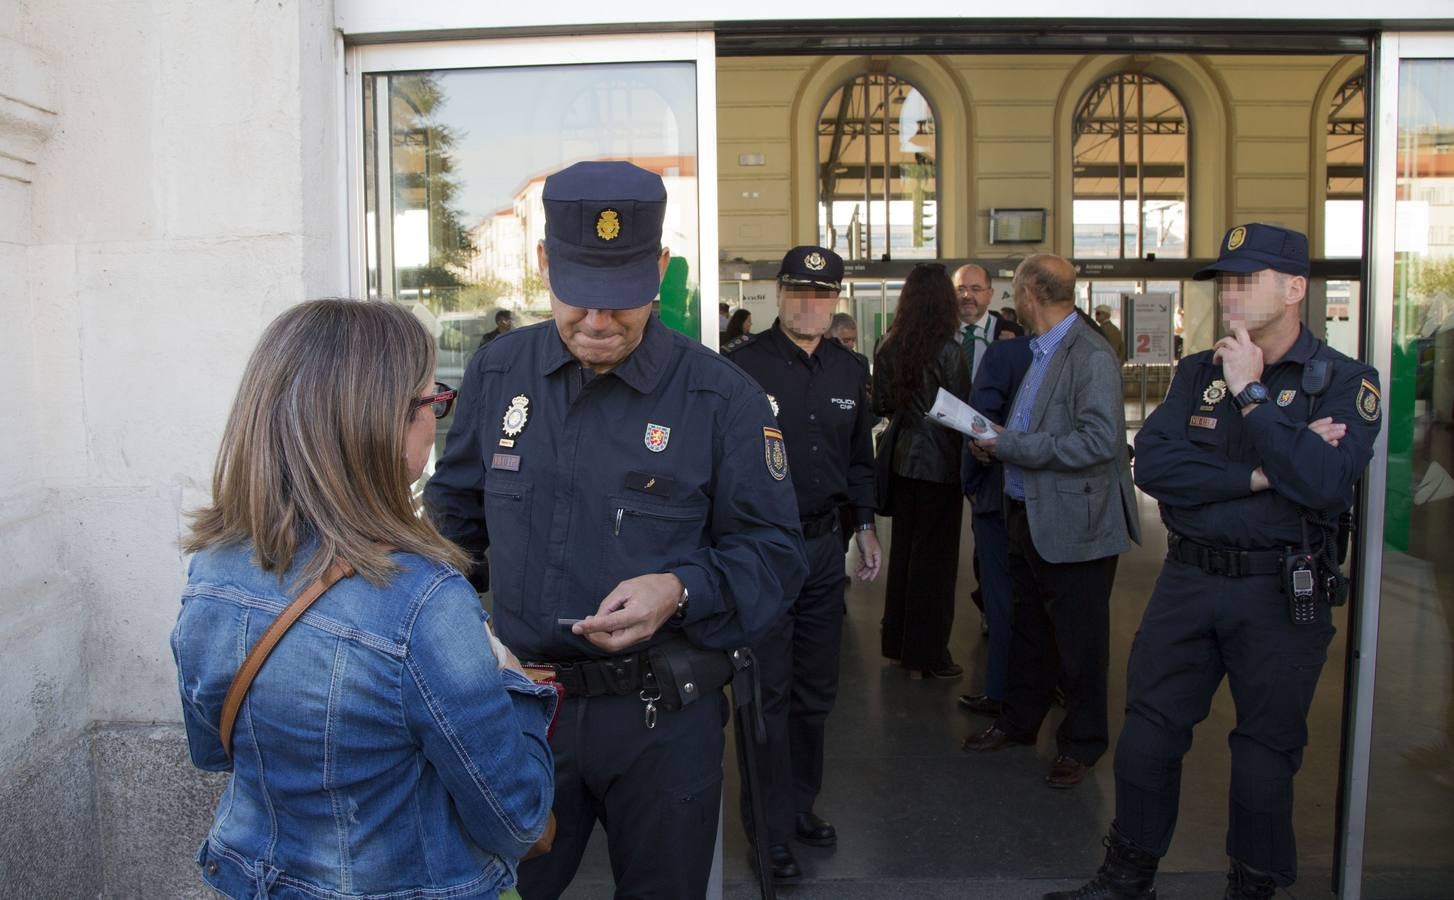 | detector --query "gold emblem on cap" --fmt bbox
[1227,226,1247,251]
[596,209,621,241]
[804,251,827,271]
